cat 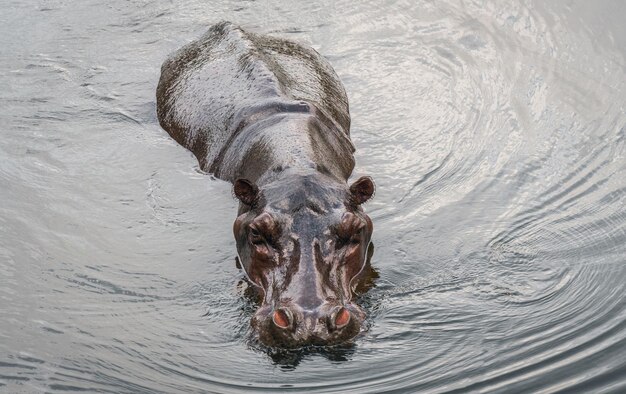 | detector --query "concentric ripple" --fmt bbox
[1,0,624,392]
